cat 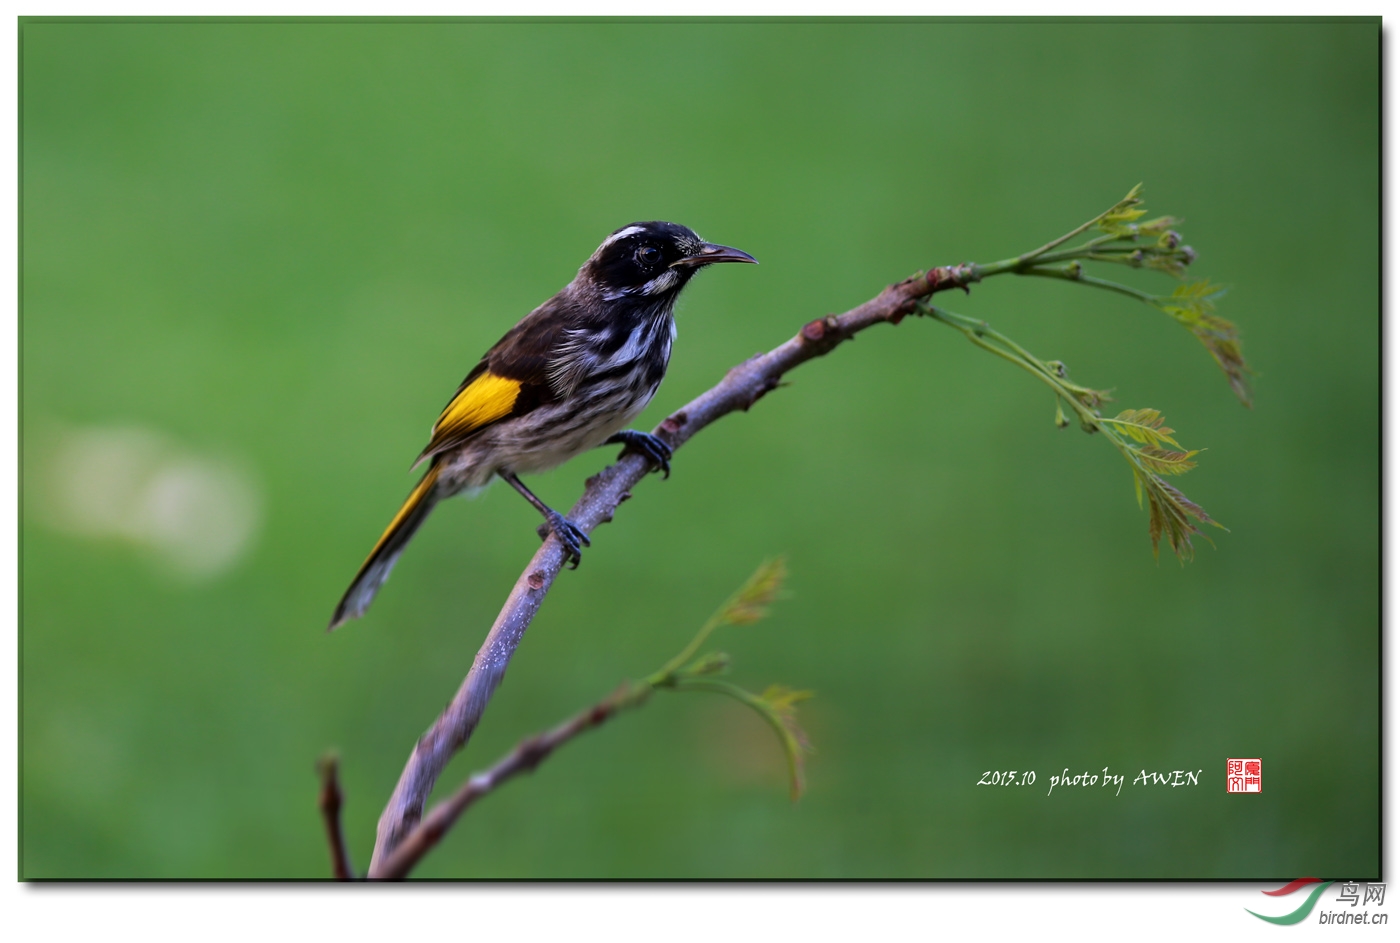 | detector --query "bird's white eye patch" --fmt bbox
[639,269,680,296]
